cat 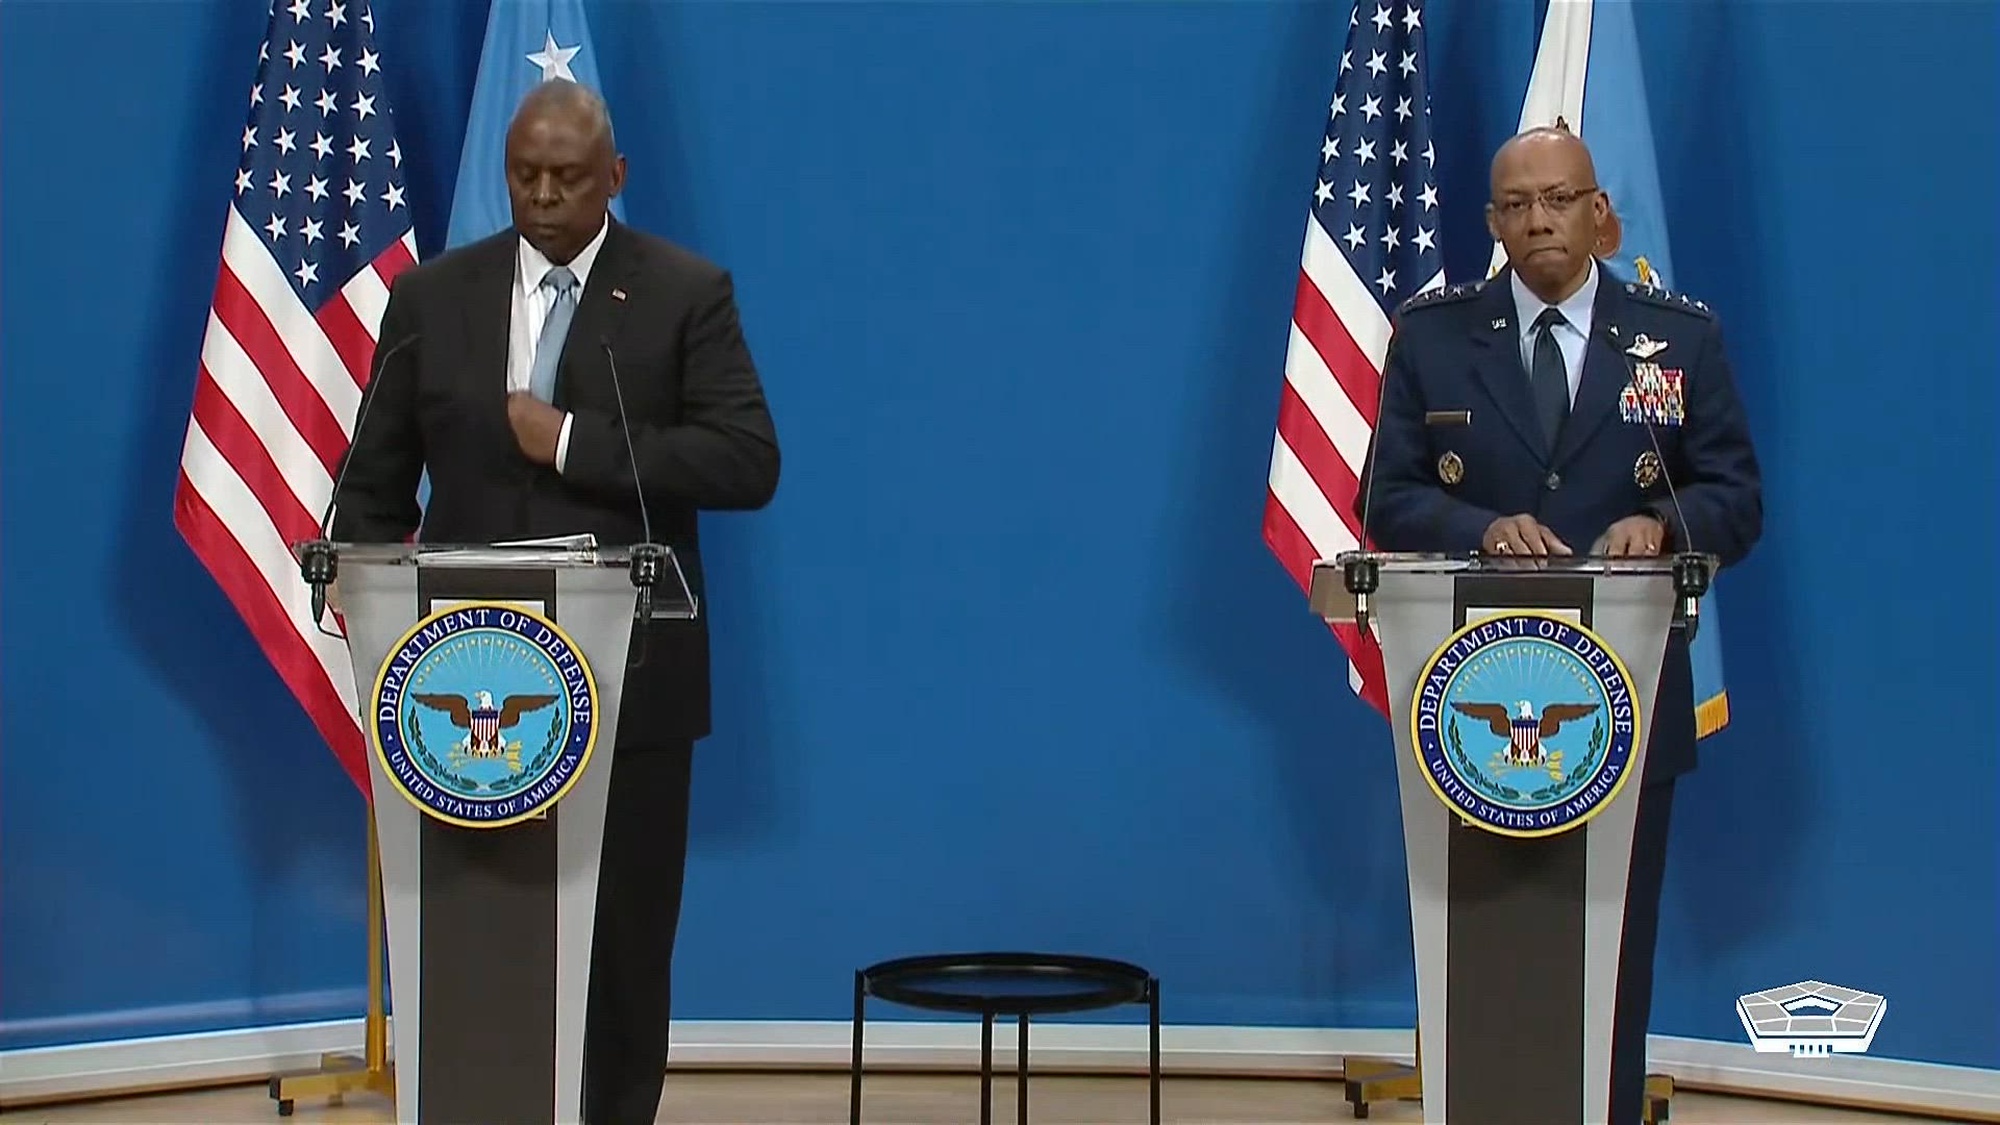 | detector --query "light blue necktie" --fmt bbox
[526,266,579,403]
